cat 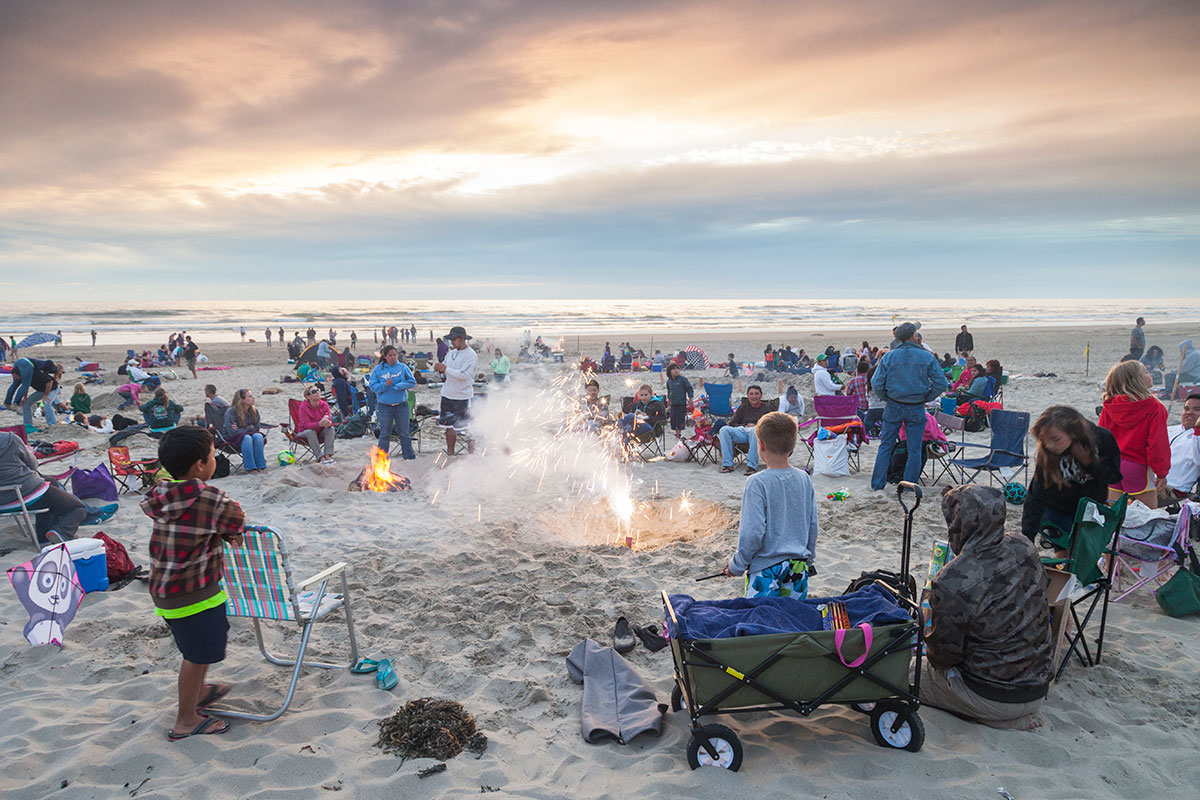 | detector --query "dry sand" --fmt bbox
[1,322,1198,799]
